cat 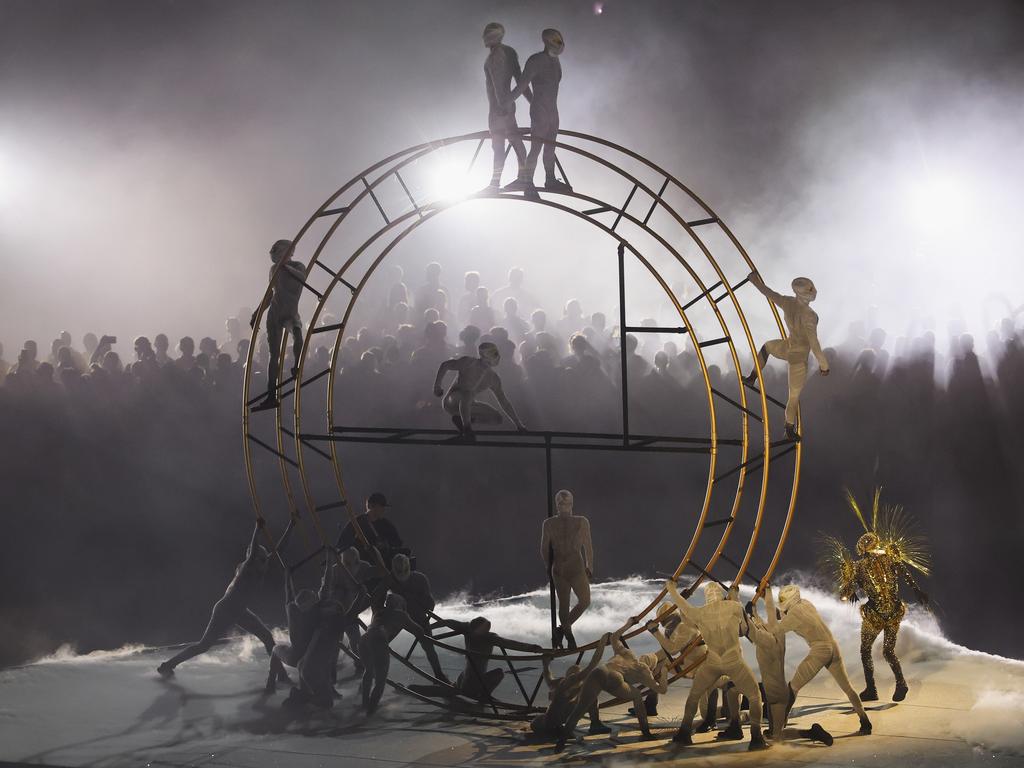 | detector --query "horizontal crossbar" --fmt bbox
[742,379,787,410]
[682,280,723,311]
[710,387,763,423]
[718,551,764,587]
[317,206,351,217]
[698,336,730,348]
[686,217,718,228]
[246,433,299,468]
[712,275,751,304]
[624,325,688,334]
[315,499,348,513]
[702,516,734,528]
[307,425,743,453]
